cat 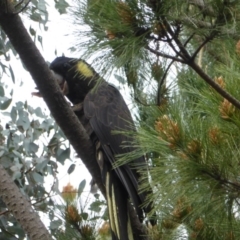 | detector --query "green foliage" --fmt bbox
[72,0,161,96]
[71,0,240,104]
[55,0,70,14]
[0,0,70,79]
[69,0,240,238]
[131,71,240,238]
[53,181,108,240]
[0,96,71,238]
